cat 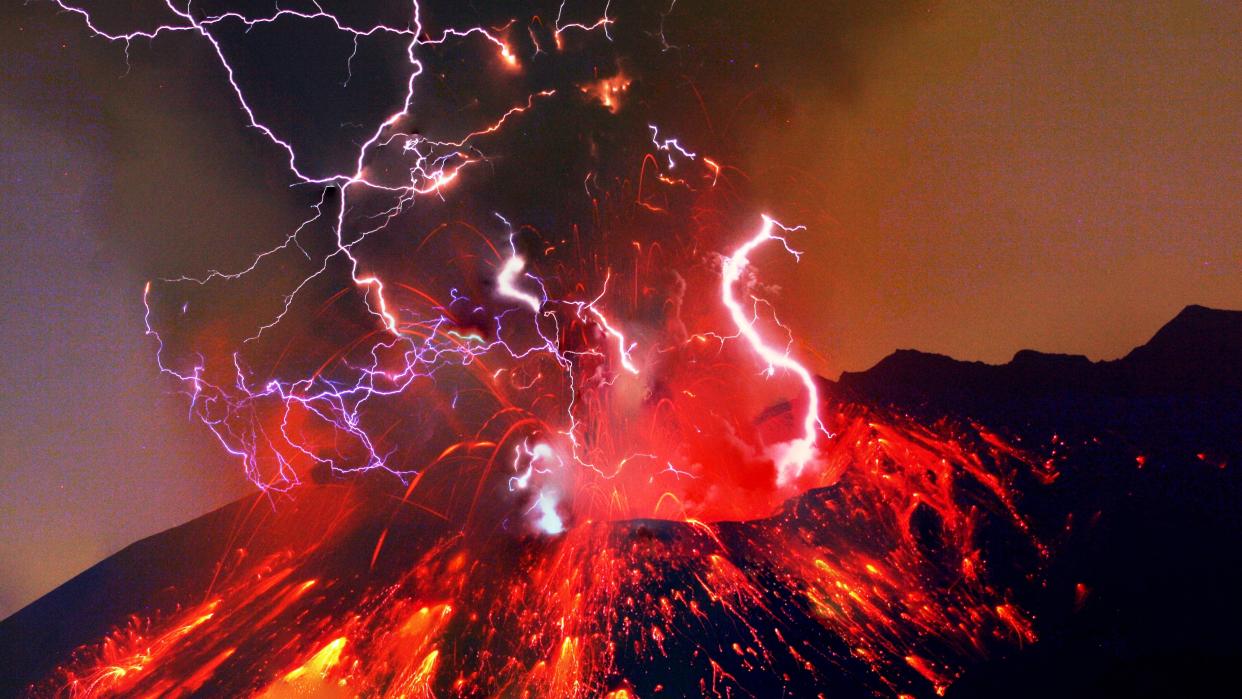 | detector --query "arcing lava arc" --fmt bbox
[20,1,1060,696]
